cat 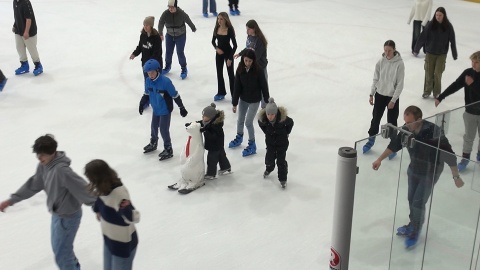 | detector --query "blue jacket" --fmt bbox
[145,74,180,116]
